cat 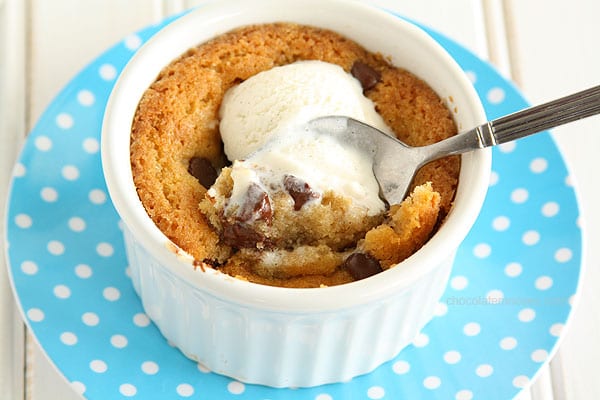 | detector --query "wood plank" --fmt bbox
[531,364,556,400]
[0,0,27,399]
[505,0,600,399]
